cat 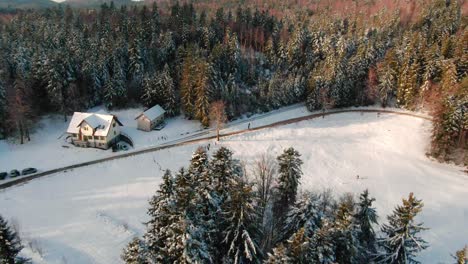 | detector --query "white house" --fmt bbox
[135,105,166,132]
[67,112,123,149]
